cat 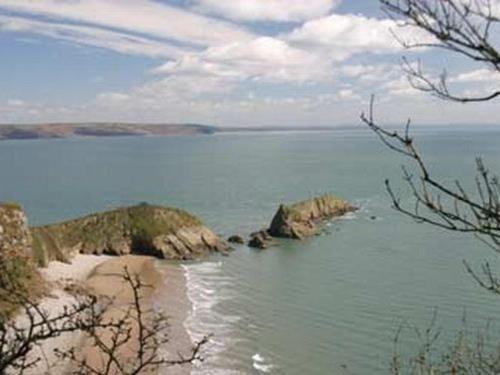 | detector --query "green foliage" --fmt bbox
[0,202,22,211]
[31,204,202,266]
[0,255,42,319]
